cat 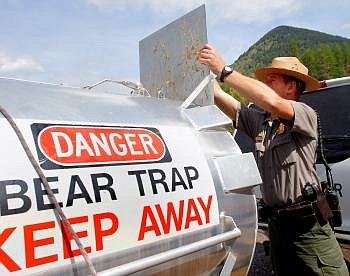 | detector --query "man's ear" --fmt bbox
[286,81,298,99]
